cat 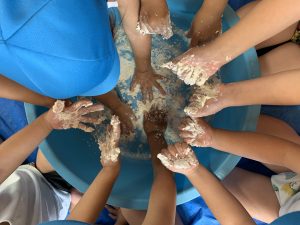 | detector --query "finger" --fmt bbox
[168,145,178,157]
[178,142,192,155]
[161,148,174,161]
[179,131,195,139]
[111,116,121,144]
[108,213,117,220]
[184,138,195,145]
[64,99,73,107]
[78,104,104,115]
[179,118,193,130]
[141,88,148,104]
[148,89,153,102]
[70,100,93,111]
[174,142,184,154]
[190,35,200,48]
[186,28,193,38]
[130,78,138,92]
[105,205,118,214]
[78,123,94,132]
[79,116,102,125]
[120,123,129,135]
[153,81,166,95]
